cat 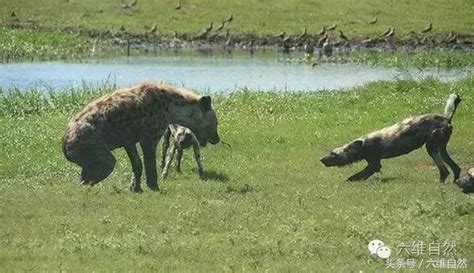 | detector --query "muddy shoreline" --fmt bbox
[3,20,474,55]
